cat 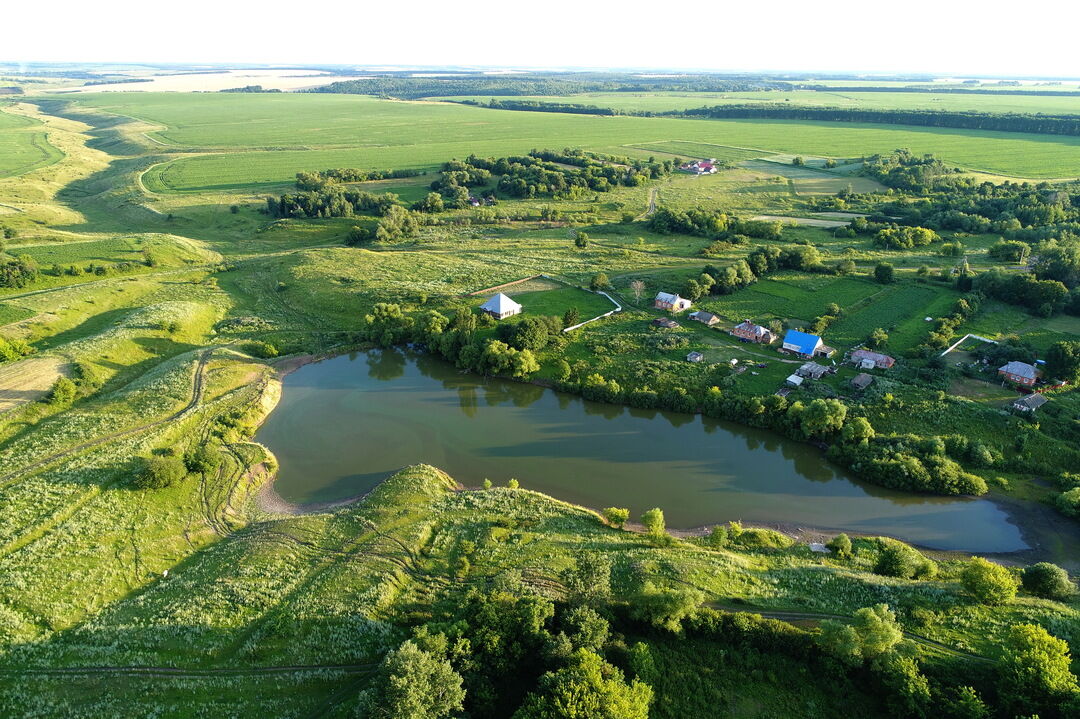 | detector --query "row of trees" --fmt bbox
[648,206,784,241]
[677,104,1080,137]
[295,167,424,191]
